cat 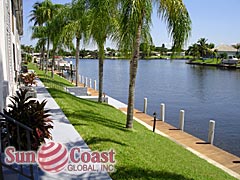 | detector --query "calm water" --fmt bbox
[68,59,240,157]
